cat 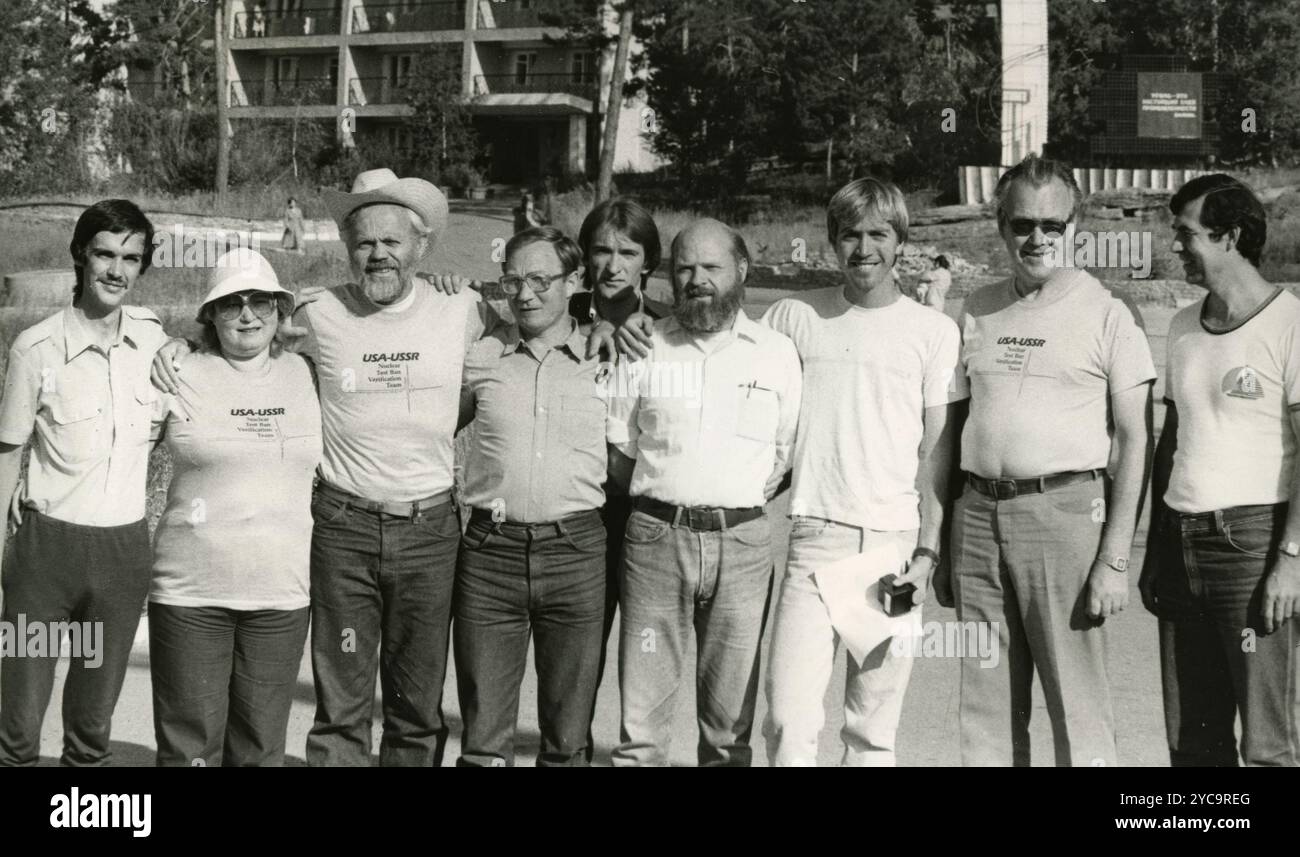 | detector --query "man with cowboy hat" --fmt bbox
[154,169,495,766]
